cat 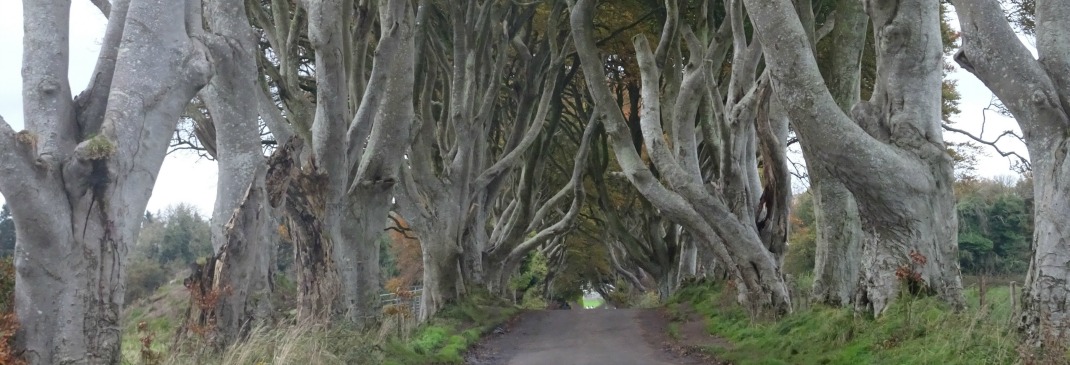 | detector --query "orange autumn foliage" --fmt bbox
[0,258,24,365]
[387,213,423,290]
